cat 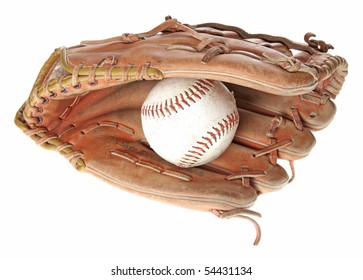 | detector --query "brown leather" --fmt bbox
[234,108,316,160]
[229,83,338,130]
[15,17,348,245]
